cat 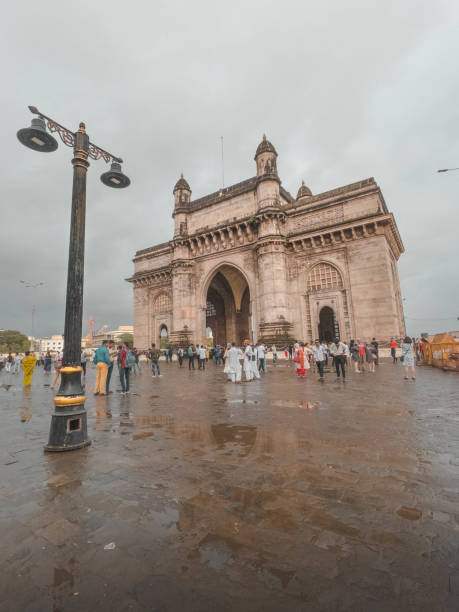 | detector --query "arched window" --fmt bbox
[206,300,216,317]
[307,263,343,292]
[154,293,171,313]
